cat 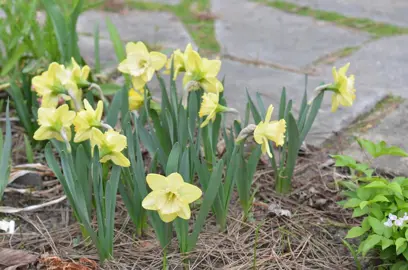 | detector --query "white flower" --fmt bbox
[389,214,398,221]
[384,219,393,227]
[403,213,408,221]
[395,218,404,227]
